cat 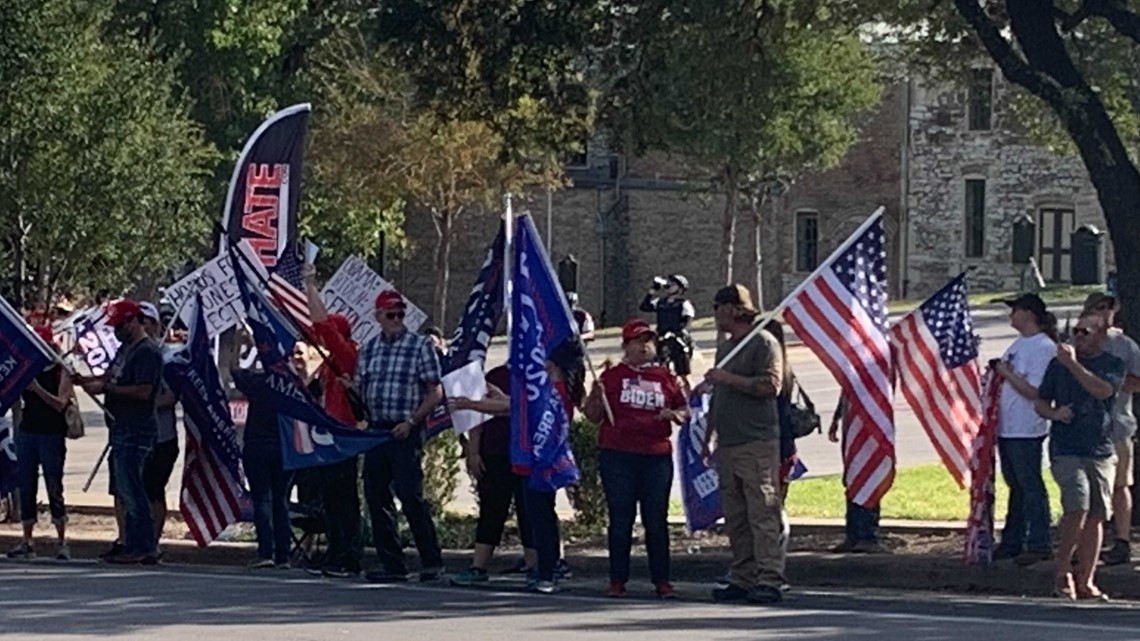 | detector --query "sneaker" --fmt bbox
[98,542,124,561]
[712,583,750,603]
[747,584,783,604]
[322,564,359,579]
[714,572,732,588]
[654,581,677,600]
[419,566,445,582]
[450,567,490,587]
[1101,539,1131,566]
[304,561,324,577]
[606,581,626,598]
[141,554,160,566]
[533,580,557,594]
[850,540,890,555]
[7,542,34,559]
[555,558,572,580]
[275,561,292,570]
[249,558,276,570]
[365,569,409,583]
[55,544,70,561]
[1014,549,1053,567]
[830,540,857,554]
[104,553,146,565]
